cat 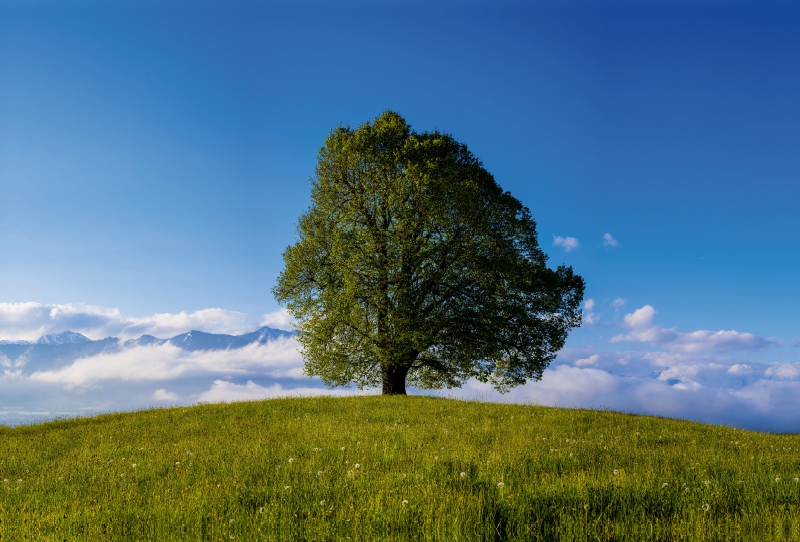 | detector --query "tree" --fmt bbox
[273,111,585,395]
